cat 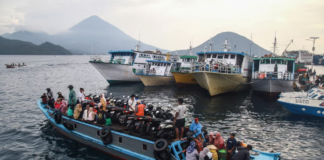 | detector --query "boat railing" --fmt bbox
[134,68,171,76]
[252,71,294,80]
[191,62,241,74]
